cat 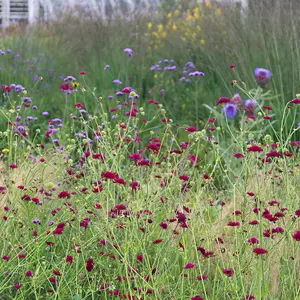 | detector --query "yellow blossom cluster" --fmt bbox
[144,2,224,51]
